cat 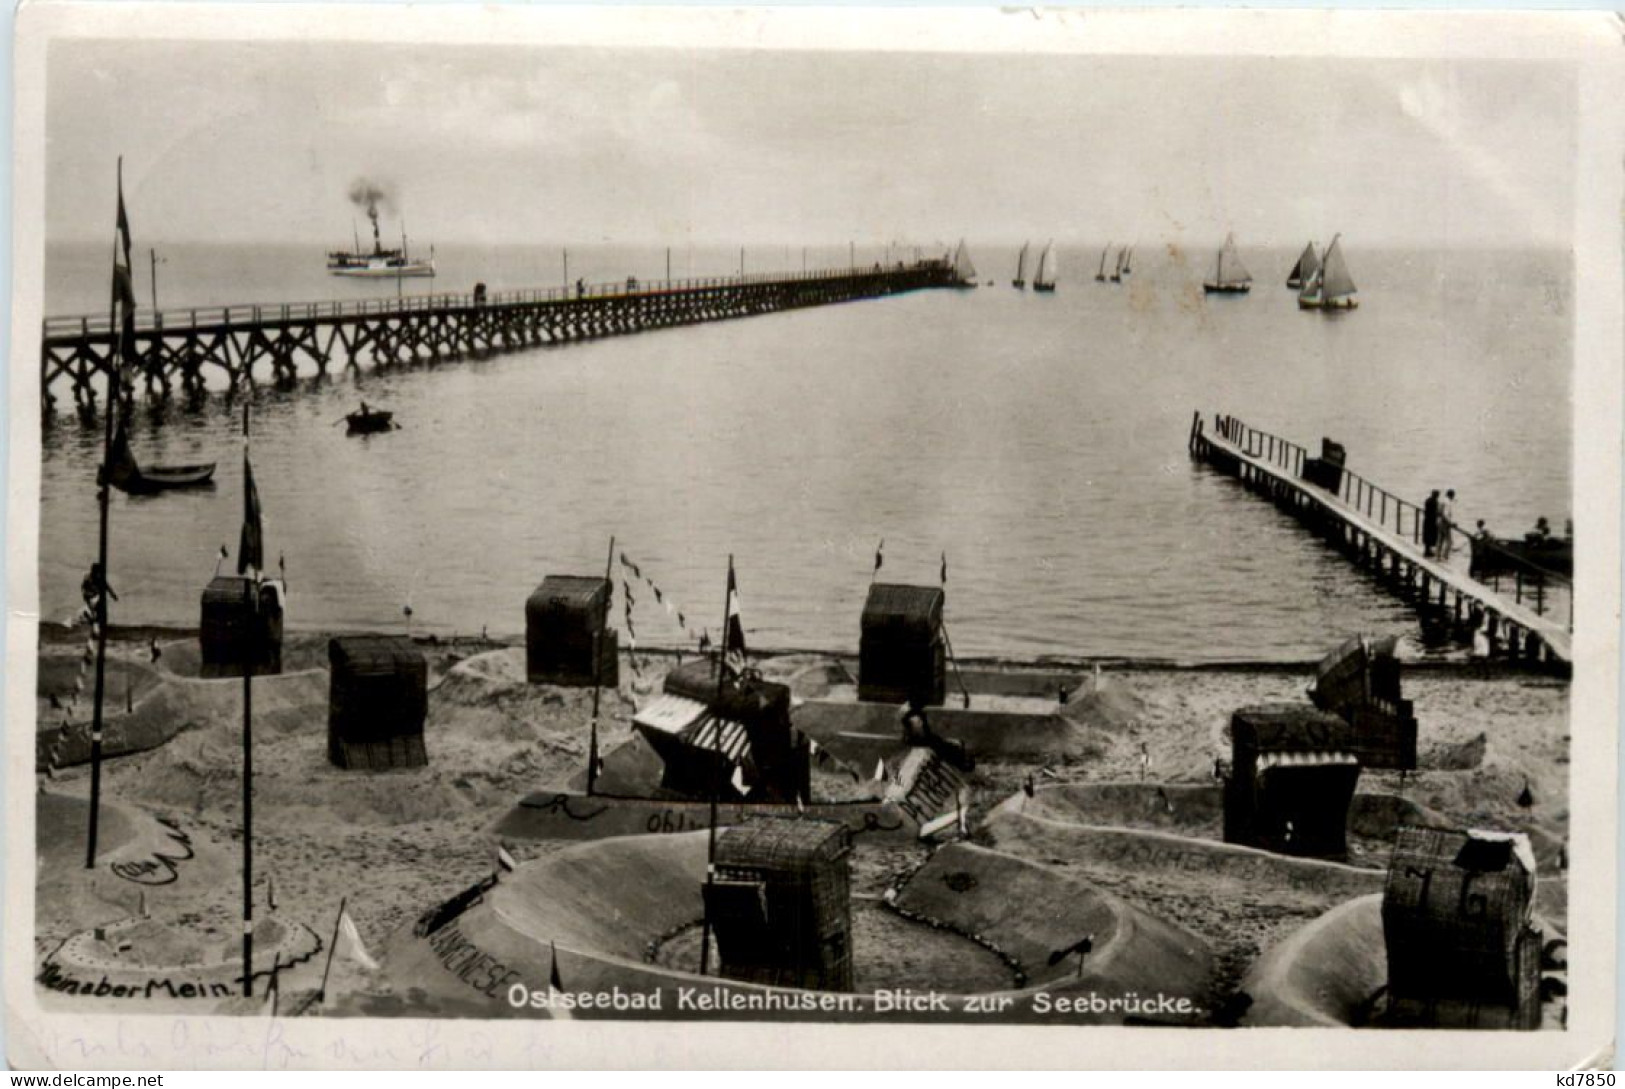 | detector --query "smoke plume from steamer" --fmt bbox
[347,179,394,251]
